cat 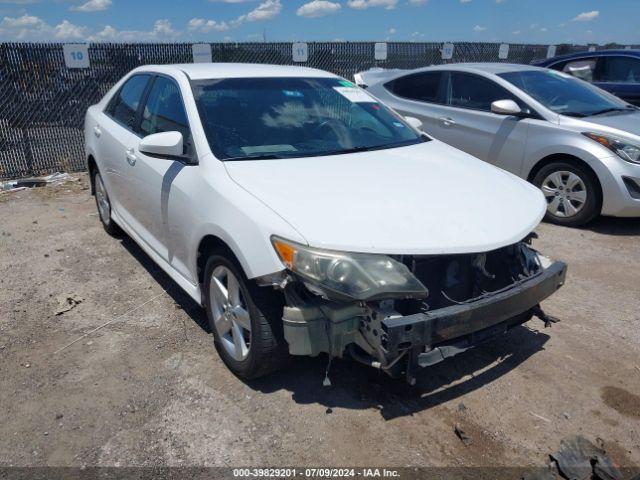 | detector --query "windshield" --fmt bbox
[498,69,632,117]
[191,77,423,160]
